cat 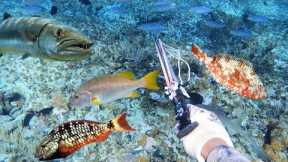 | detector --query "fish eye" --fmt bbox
[56,28,64,38]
